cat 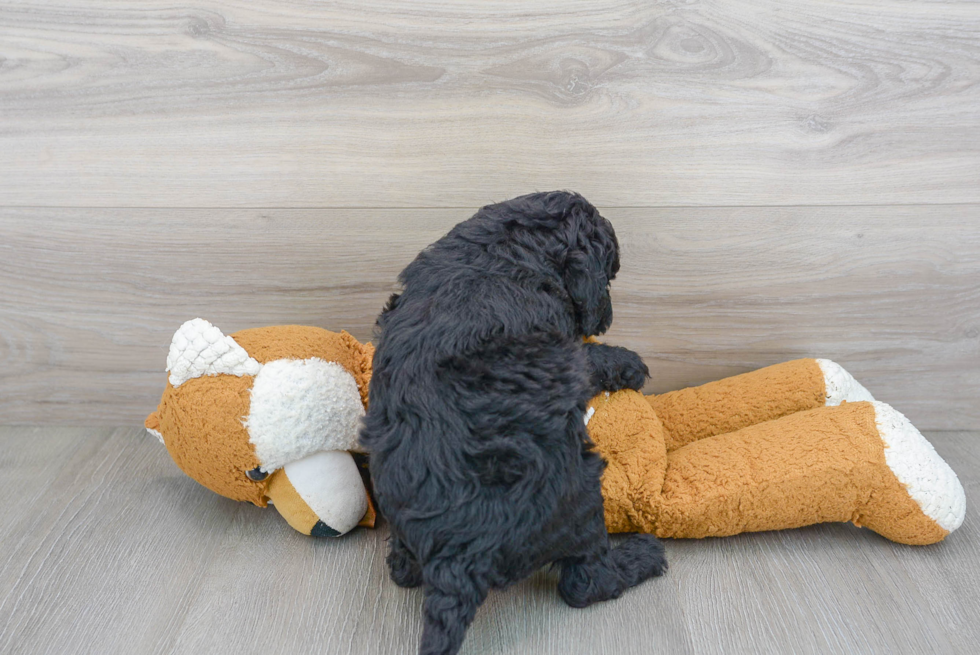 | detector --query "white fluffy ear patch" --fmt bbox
[244,358,365,472]
[167,318,261,387]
